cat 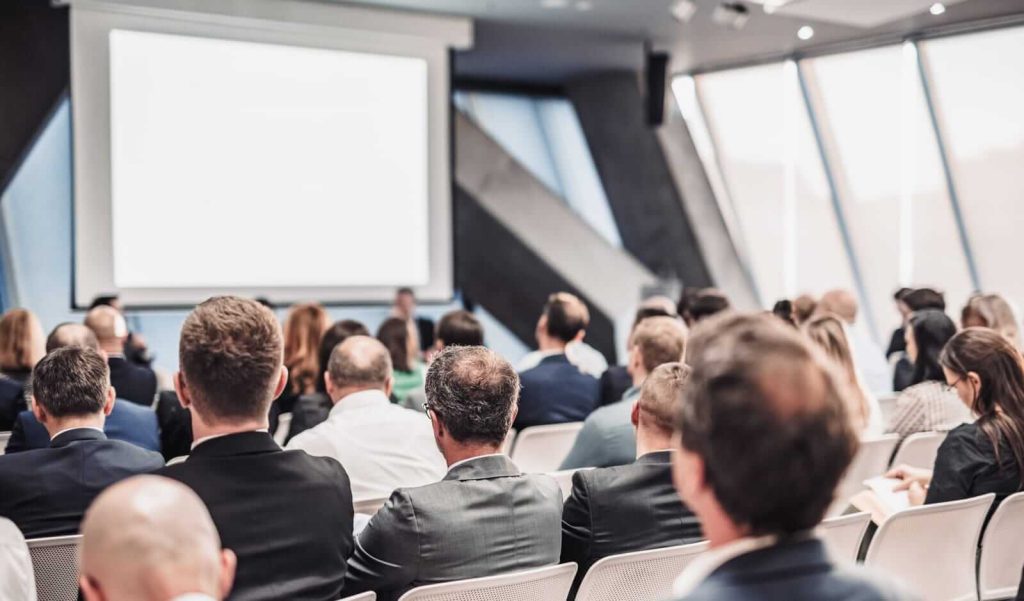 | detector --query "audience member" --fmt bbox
[561,316,687,469]
[804,315,883,436]
[885,288,914,359]
[5,323,160,453]
[681,288,731,327]
[772,299,797,327]
[962,293,1021,348]
[517,293,609,378]
[887,328,1024,514]
[0,517,35,600]
[278,302,329,414]
[599,302,678,408]
[158,296,353,601]
[287,319,370,441]
[886,309,968,439]
[392,287,435,353]
[891,288,946,391]
[515,292,600,430]
[818,289,891,395]
[377,317,424,404]
[562,363,703,595]
[792,294,818,325]
[0,308,44,430]
[287,336,445,500]
[434,309,484,348]
[341,346,561,601]
[155,389,192,461]
[89,294,153,367]
[670,313,907,600]
[80,476,236,601]
[84,305,158,406]
[0,346,163,537]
